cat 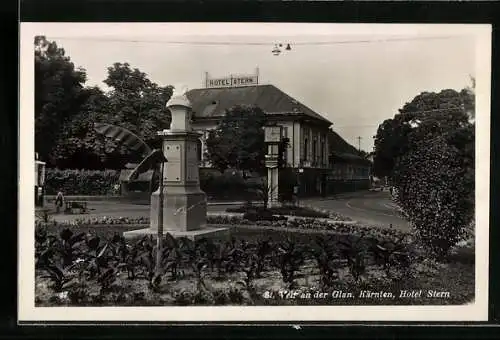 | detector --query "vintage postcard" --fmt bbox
[19,22,491,323]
